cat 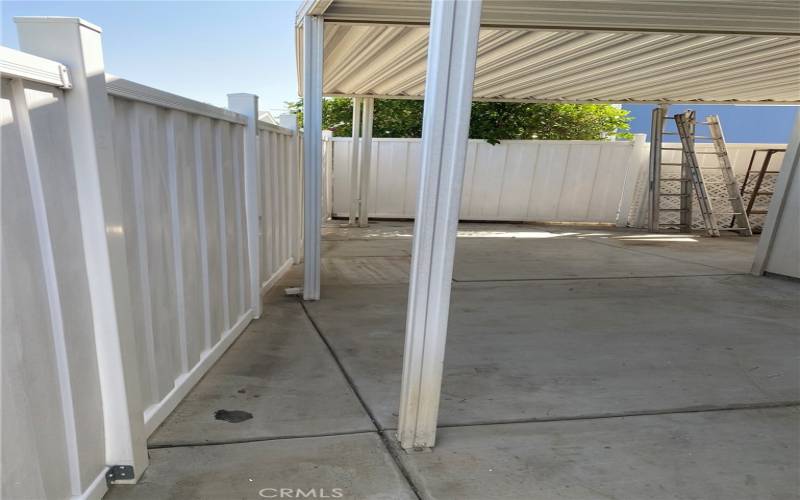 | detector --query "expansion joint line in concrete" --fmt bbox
[297,299,382,431]
[405,400,800,432]
[147,430,377,450]
[297,299,424,500]
[582,236,743,275]
[452,272,745,283]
